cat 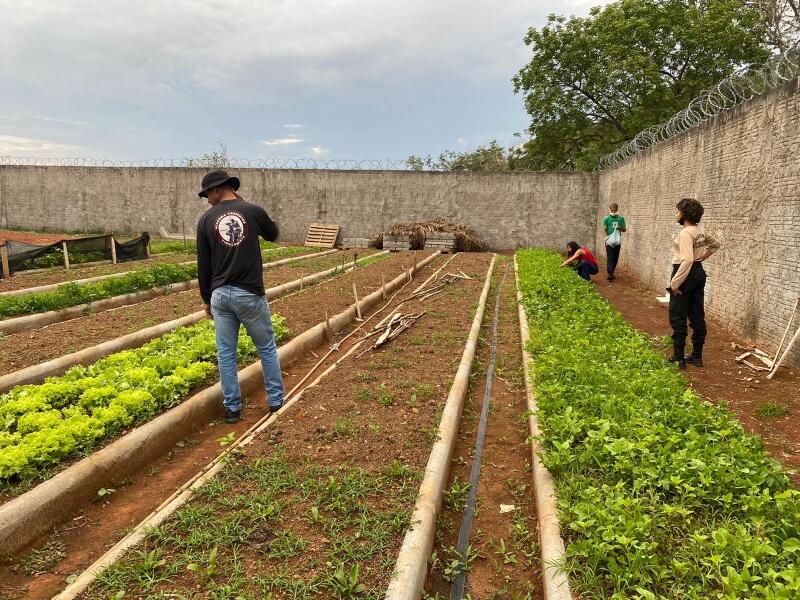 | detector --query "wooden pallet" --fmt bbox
[304,223,341,248]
